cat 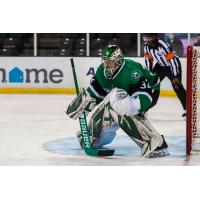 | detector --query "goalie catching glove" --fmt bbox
[109,88,141,116]
[66,88,96,120]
